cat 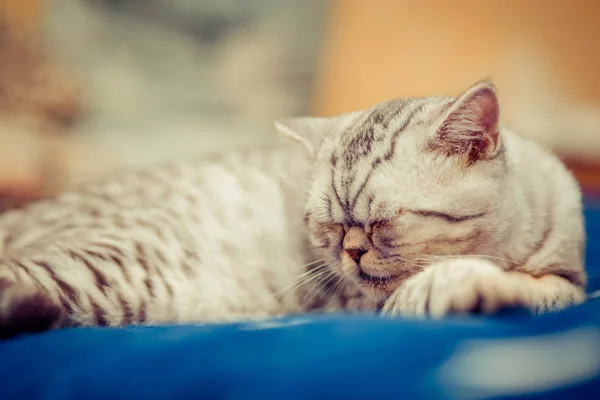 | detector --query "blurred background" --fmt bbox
[1,0,600,210]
